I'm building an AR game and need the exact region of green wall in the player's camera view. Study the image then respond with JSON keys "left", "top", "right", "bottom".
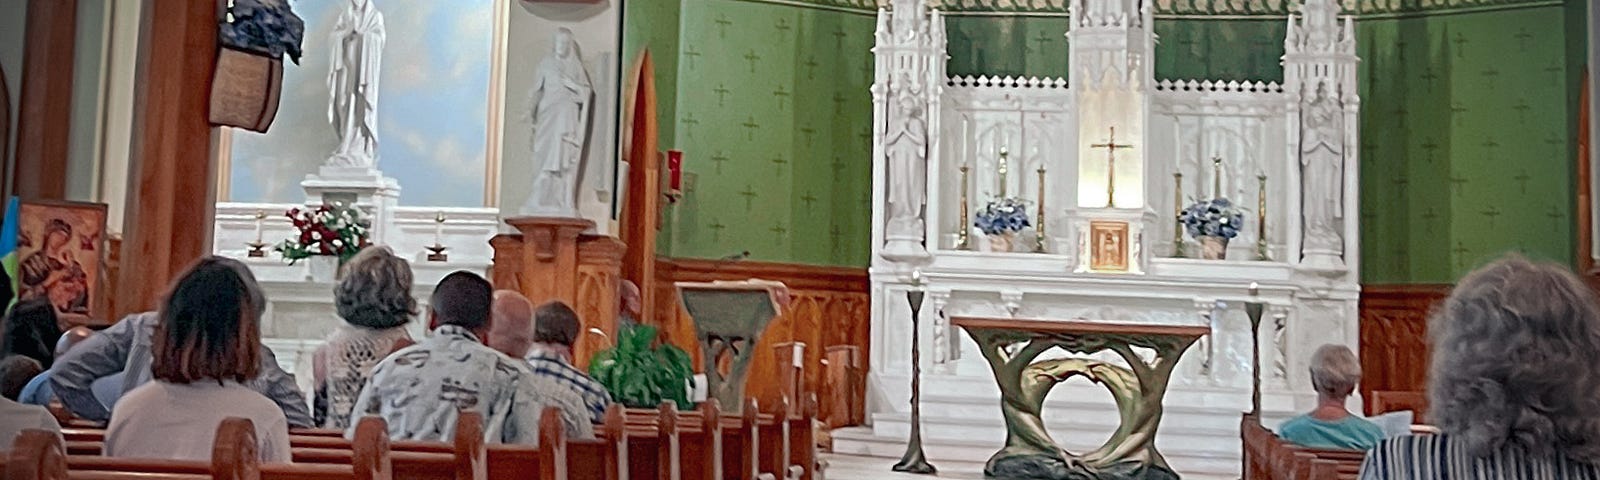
{"left": 627, "top": 0, "right": 876, "bottom": 266}
{"left": 627, "top": 0, "right": 1590, "bottom": 278}
{"left": 1357, "top": 4, "right": 1582, "bottom": 283}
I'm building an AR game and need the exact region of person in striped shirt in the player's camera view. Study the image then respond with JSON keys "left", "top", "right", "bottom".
{"left": 1360, "top": 256, "right": 1600, "bottom": 479}
{"left": 520, "top": 301, "right": 612, "bottom": 424}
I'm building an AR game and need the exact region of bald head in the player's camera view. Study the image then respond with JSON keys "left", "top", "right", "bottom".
{"left": 618, "top": 280, "right": 641, "bottom": 318}
{"left": 55, "top": 327, "right": 94, "bottom": 359}
{"left": 488, "top": 290, "right": 535, "bottom": 358}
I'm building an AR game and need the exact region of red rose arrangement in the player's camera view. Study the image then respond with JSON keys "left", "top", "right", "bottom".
{"left": 273, "top": 203, "right": 370, "bottom": 264}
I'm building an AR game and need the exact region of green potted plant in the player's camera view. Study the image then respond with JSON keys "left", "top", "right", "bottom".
{"left": 588, "top": 324, "right": 695, "bottom": 408}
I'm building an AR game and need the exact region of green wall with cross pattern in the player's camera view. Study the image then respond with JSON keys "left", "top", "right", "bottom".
{"left": 625, "top": 0, "right": 1589, "bottom": 282}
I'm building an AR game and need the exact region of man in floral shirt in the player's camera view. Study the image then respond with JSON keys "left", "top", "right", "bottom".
{"left": 347, "top": 271, "right": 592, "bottom": 445}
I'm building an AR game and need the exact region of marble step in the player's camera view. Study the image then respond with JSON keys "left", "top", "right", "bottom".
{"left": 831, "top": 426, "right": 1243, "bottom": 479}
{"left": 867, "top": 411, "right": 1245, "bottom": 456}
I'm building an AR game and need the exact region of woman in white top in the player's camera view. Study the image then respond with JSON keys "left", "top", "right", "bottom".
{"left": 104, "top": 256, "right": 291, "bottom": 462}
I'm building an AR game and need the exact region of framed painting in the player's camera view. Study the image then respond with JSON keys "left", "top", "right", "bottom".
{"left": 14, "top": 200, "right": 108, "bottom": 325}
{"left": 1089, "top": 220, "right": 1130, "bottom": 272}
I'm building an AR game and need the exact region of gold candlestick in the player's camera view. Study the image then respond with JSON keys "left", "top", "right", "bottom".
{"left": 247, "top": 209, "right": 269, "bottom": 258}
{"left": 1211, "top": 156, "right": 1223, "bottom": 199}
{"left": 1172, "top": 173, "right": 1186, "bottom": 258}
{"left": 997, "top": 147, "right": 1010, "bottom": 198}
{"left": 1034, "top": 165, "right": 1047, "bottom": 253}
{"left": 957, "top": 164, "right": 972, "bottom": 250}
{"left": 1256, "top": 174, "right": 1270, "bottom": 261}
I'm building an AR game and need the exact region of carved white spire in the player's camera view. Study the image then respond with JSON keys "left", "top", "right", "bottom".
{"left": 873, "top": 0, "right": 942, "bottom": 267}
{"left": 1284, "top": 0, "right": 1359, "bottom": 274}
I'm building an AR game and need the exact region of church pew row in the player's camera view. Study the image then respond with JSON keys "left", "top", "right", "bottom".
{"left": 32, "top": 394, "right": 820, "bottom": 480}
{"left": 1240, "top": 414, "right": 1362, "bottom": 480}
{"left": 4, "top": 417, "right": 391, "bottom": 480}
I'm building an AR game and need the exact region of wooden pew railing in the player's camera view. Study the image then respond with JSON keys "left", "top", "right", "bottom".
{"left": 22, "top": 394, "right": 822, "bottom": 480}
{"left": 1240, "top": 414, "right": 1363, "bottom": 480}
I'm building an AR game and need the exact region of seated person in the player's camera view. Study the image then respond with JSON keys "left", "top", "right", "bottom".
{"left": 617, "top": 280, "right": 642, "bottom": 329}
{"left": 50, "top": 262, "right": 312, "bottom": 427}
{"left": 1362, "top": 257, "right": 1600, "bottom": 478}
{"left": 18, "top": 326, "right": 93, "bottom": 406}
{"left": 520, "top": 300, "right": 612, "bottom": 424}
{"left": 1278, "top": 344, "right": 1383, "bottom": 450}
{"left": 348, "top": 272, "right": 593, "bottom": 444}
{"left": 0, "top": 355, "right": 61, "bottom": 450}
{"left": 0, "top": 299, "right": 63, "bottom": 369}
{"left": 103, "top": 257, "right": 290, "bottom": 462}
{"left": 312, "top": 246, "right": 416, "bottom": 429}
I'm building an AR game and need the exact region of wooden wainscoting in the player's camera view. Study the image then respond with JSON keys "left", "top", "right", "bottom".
{"left": 653, "top": 258, "right": 870, "bottom": 427}
{"left": 1357, "top": 284, "right": 1450, "bottom": 415}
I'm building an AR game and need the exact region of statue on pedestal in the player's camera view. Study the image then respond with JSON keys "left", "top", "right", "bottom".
{"left": 326, "top": 0, "right": 385, "bottom": 169}
{"left": 885, "top": 82, "right": 928, "bottom": 240}
{"left": 1300, "top": 83, "right": 1344, "bottom": 257}
{"left": 520, "top": 28, "right": 594, "bottom": 218}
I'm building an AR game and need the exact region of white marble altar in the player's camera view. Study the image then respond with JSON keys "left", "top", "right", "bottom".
{"left": 848, "top": 0, "right": 1362, "bottom": 477}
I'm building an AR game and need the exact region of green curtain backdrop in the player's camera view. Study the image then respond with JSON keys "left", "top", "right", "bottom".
{"left": 623, "top": 0, "right": 1587, "bottom": 282}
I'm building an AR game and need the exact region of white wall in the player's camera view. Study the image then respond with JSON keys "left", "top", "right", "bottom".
{"left": 498, "top": 1, "right": 623, "bottom": 234}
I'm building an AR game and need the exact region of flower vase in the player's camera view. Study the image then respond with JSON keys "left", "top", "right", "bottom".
{"left": 306, "top": 255, "right": 339, "bottom": 283}
{"left": 1200, "top": 236, "right": 1229, "bottom": 260}
{"left": 988, "top": 233, "right": 1015, "bottom": 253}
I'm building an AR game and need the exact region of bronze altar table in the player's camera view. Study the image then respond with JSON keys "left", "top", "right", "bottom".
{"left": 952, "top": 317, "right": 1210, "bottom": 480}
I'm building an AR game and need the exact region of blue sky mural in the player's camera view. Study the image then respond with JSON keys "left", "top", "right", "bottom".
{"left": 229, "top": 0, "right": 495, "bottom": 207}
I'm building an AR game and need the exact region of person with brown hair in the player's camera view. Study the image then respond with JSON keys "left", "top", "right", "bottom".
{"left": 101, "top": 257, "right": 291, "bottom": 462}
{"left": 521, "top": 301, "right": 610, "bottom": 423}
{"left": 50, "top": 261, "right": 310, "bottom": 427}
{"left": 0, "top": 355, "right": 60, "bottom": 450}
{"left": 348, "top": 271, "right": 592, "bottom": 444}
{"left": 311, "top": 246, "right": 417, "bottom": 429}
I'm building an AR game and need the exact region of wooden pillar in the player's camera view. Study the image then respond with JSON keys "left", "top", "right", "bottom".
{"left": 620, "top": 51, "right": 663, "bottom": 323}
{"left": 10, "top": 0, "right": 79, "bottom": 200}
{"left": 115, "top": 0, "right": 220, "bottom": 317}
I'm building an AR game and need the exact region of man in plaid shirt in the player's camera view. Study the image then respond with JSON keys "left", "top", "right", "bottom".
{"left": 516, "top": 300, "right": 612, "bottom": 423}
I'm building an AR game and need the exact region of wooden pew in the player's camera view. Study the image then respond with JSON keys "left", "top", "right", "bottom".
{"left": 57, "top": 416, "right": 391, "bottom": 480}
{"left": 291, "top": 412, "right": 484, "bottom": 480}
{"left": 5, "top": 430, "right": 69, "bottom": 480}
{"left": 1240, "top": 414, "right": 1363, "bottom": 480}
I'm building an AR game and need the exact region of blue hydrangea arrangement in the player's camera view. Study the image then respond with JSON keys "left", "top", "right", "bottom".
{"left": 975, "top": 198, "right": 1031, "bottom": 236}
{"left": 220, "top": 0, "right": 306, "bottom": 64}
{"left": 1180, "top": 198, "right": 1246, "bottom": 239}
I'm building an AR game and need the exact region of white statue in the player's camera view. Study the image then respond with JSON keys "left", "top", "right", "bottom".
{"left": 521, "top": 28, "right": 593, "bottom": 217}
{"left": 884, "top": 83, "right": 928, "bottom": 238}
{"left": 326, "top": 0, "right": 385, "bottom": 168}
{"left": 1301, "top": 82, "right": 1344, "bottom": 253}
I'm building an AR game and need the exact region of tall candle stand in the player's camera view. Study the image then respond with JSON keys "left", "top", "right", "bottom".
{"left": 1255, "top": 174, "right": 1270, "bottom": 261}
{"left": 956, "top": 164, "right": 972, "bottom": 250}
{"left": 1246, "top": 282, "right": 1265, "bottom": 416}
{"left": 426, "top": 212, "right": 449, "bottom": 262}
{"left": 1034, "top": 165, "right": 1047, "bottom": 253}
{"left": 1171, "top": 173, "right": 1186, "bottom": 258}
{"left": 892, "top": 272, "right": 936, "bottom": 474}
{"left": 246, "top": 209, "right": 269, "bottom": 258}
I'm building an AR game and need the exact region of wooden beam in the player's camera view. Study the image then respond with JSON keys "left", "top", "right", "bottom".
{"left": 11, "top": 0, "right": 79, "bottom": 200}
{"left": 620, "top": 51, "right": 662, "bottom": 323}
{"left": 116, "top": 0, "right": 219, "bottom": 317}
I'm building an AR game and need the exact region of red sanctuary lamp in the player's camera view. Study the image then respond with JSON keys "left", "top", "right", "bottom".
{"left": 665, "top": 150, "right": 684, "bottom": 203}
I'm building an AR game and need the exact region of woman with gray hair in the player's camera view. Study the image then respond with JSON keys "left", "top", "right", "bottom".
{"left": 1278, "top": 344, "right": 1384, "bottom": 450}
{"left": 1360, "top": 256, "right": 1600, "bottom": 479}
{"left": 310, "top": 246, "right": 417, "bottom": 429}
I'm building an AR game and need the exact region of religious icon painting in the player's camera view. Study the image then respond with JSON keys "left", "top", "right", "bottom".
{"left": 13, "top": 200, "right": 108, "bottom": 326}
{"left": 1089, "top": 220, "right": 1130, "bottom": 272}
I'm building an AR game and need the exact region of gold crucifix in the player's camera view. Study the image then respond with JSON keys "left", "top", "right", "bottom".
{"left": 1091, "top": 127, "right": 1135, "bottom": 208}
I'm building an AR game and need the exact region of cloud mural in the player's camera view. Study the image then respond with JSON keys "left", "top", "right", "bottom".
{"left": 229, "top": 0, "right": 495, "bottom": 207}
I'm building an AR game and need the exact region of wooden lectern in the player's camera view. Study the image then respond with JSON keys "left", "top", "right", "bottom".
{"left": 490, "top": 216, "right": 623, "bottom": 369}
{"left": 676, "top": 280, "right": 789, "bottom": 412}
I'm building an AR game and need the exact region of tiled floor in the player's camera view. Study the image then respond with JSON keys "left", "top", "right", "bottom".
{"left": 821, "top": 453, "right": 989, "bottom": 479}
